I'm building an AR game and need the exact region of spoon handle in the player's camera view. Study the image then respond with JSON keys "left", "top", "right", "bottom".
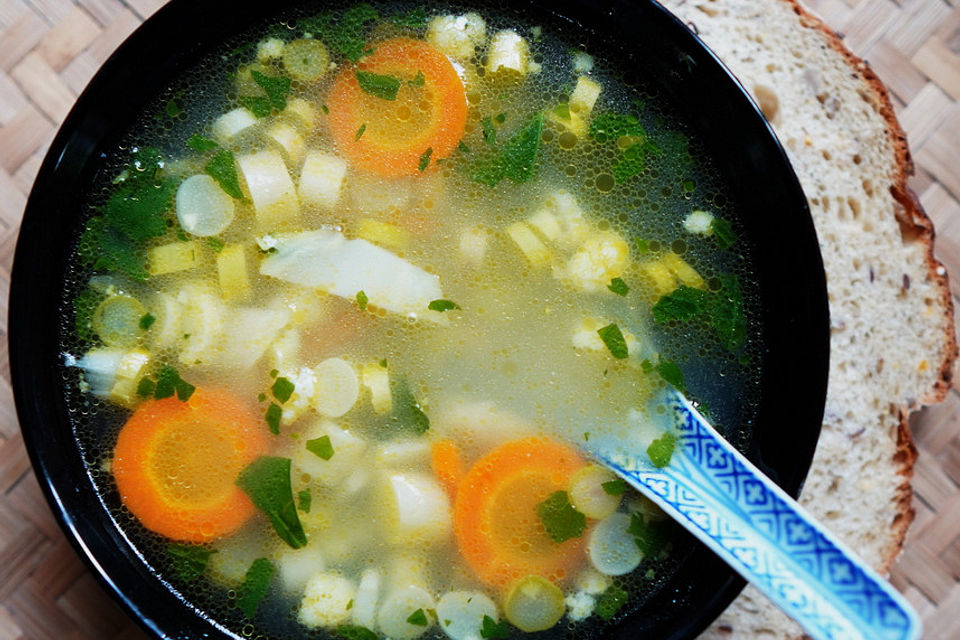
{"left": 596, "top": 390, "right": 921, "bottom": 640}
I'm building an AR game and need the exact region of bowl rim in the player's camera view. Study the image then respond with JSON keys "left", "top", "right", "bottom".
{"left": 8, "top": 1, "right": 829, "bottom": 638}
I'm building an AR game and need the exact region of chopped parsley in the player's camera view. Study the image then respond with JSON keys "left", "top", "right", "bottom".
{"left": 251, "top": 70, "right": 291, "bottom": 111}
{"left": 647, "top": 432, "right": 677, "bottom": 468}
{"left": 409, "top": 69, "right": 426, "bottom": 86}
{"left": 167, "top": 543, "right": 216, "bottom": 582}
{"left": 355, "top": 123, "right": 367, "bottom": 140}
{"left": 406, "top": 609, "right": 429, "bottom": 626}
{"left": 595, "top": 584, "right": 629, "bottom": 620}
{"left": 236, "top": 557, "right": 275, "bottom": 618}
{"left": 207, "top": 237, "right": 225, "bottom": 252}
{"left": 297, "top": 489, "right": 312, "bottom": 513}
{"left": 139, "top": 312, "right": 156, "bottom": 330}
{"left": 655, "top": 358, "right": 685, "bottom": 392}
{"left": 652, "top": 286, "right": 708, "bottom": 323}
{"left": 306, "top": 435, "right": 335, "bottom": 460}
{"left": 628, "top": 511, "right": 671, "bottom": 556}
{"left": 136, "top": 377, "right": 156, "bottom": 397}
{"left": 205, "top": 149, "right": 243, "bottom": 199}
{"left": 652, "top": 275, "right": 745, "bottom": 352}
{"left": 186, "top": 133, "right": 218, "bottom": 152}
{"left": 391, "top": 6, "right": 428, "bottom": 29}
{"left": 356, "top": 70, "right": 402, "bottom": 100}
{"left": 78, "top": 147, "right": 176, "bottom": 281}
{"left": 391, "top": 377, "right": 430, "bottom": 435}
{"left": 271, "top": 376, "right": 295, "bottom": 403}
{"left": 265, "top": 402, "right": 282, "bottom": 434}
{"left": 241, "top": 96, "right": 272, "bottom": 118}
{"left": 589, "top": 111, "right": 660, "bottom": 184}
{"left": 494, "top": 112, "right": 507, "bottom": 124}
{"left": 336, "top": 625, "right": 379, "bottom": 640}
{"left": 711, "top": 217, "right": 736, "bottom": 249}
{"left": 418, "top": 147, "right": 433, "bottom": 171}
{"left": 153, "top": 365, "right": 195, "bottom": 401}
{"left": 552, "top": 102, "right": 571, "bottom": 120}
{"left": 480, "top": 615, "right": 510, "bottom": 639}
{"left": 356, "top": 290, "right": 369, "bottom": 310}
{"left": 607, "top": 277, "right": 629, "bottom": 296}
{"left": 536, "top": 490, "right": 586, "bottom": 542}
{"left": 428, "top": 299, "right": 460, "bottom": 312}
{"left": 481, "top": 115, "right": 496, "bottom": 145}
{"left": 597, "top": 323, "right": 629, "bottom": 359}
{"left": 602, "top": 478, "right": 628, "bottom": 496}
{"left": 472, "top": 112, "right": 544, "bottom": 187}
{"left": 236, "top": 456, "right": 307, "bottom": 549}
{"left": 299, "top": 4, "right": 379, "bottom": 62}
{"left": 164, "top": 98, "right": 181, "bottom": 118}
{"left": 458, "top": 140, "right": 471, "bottom": 153}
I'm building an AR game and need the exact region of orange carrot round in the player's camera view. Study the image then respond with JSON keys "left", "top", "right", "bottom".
{"left": 327, "top": 38, "right": 468, "bottom": 176}
{"left": 431, "top": 438, "right": 465, "bottom": 499}
{"left": 453, "top": 437, "right": 587, "bottom": 588}
{"left": 112, "top": 388, "right": 269, "bottom": 543}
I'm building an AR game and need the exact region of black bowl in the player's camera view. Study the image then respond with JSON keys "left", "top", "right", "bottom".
{"left": 9, "top": 1, "right": 829, "bottom": 638}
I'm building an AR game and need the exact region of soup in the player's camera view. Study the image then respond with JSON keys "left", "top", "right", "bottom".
{"left": 62, "top": 3, "right": 760, "bottom": 638}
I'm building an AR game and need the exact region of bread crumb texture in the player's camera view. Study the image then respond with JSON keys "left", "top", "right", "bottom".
{"left": 659, "top": 0, "right": 957, "bottom": 638}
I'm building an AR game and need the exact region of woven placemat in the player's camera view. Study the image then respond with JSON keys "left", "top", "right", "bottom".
{"left": 1, "top": 0, "right": 958, "bottom": 638}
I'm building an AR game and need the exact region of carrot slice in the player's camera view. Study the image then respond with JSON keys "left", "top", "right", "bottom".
{"left": 431, "top": 438, "right": 465, "bottom": 499}
{"left": 112, "top": 388, "right": 269, "bottom": 543}
{"left": 453, "top": 437, "right": 587, "bottom": 588}
{"left": 327, "top": 38, "right": 468, "bottom": 176}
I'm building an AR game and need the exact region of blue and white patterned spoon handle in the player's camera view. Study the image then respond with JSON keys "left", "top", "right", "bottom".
{"left": 589, "top": 389, "right": 921, "bottom": 640}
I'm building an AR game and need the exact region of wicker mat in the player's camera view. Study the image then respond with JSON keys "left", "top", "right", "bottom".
{"left": 1, "top": 0, "right": 959, "bottom": 638}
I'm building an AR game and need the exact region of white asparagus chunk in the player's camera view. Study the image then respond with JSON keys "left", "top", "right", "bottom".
{"left": 148, "top": 241, "right": 199, "bottom": 275}
{"left": 486, "top": 30, "right": 530, "bottom": 75}
{"left": 216, "top": 243, "right": 250, "bottom": 302}
{"left": 312, "top": 357, "right": 359, "bottom": 417}
{"left": 211, "top": 107, "right": 257, "bottom": 144}
{"left": 267, "top": 121, "right": 306, "bottom": 167}
{"left": 362, "top": 363, "right": 393, "bottom": 414}
{"left": 176, "top": 174, "right": 236, "bottom": 237}
{"left": 299, "top": 151, "right": 347, "bottom": 209}
{"left": 284, "top": 97, "right": 318, "bottom": 132}
{"left": 70, "top": 348, "right": 125, "bottom": 397}
{"left": 260, "top": 229, "right": 446, "bottom": 321}
{"left": 149, "top": 292, "right": 182, "bottom": 350}
{"left": 214, "top": 306, "right": 291, "bottom": 371}
{"left": 458, "top": 226, "right": 489, "bottom": 266}
{"left": 569, "top": 75, "right": 602, "bottom": 117}
{"left": 277, "top": 546, "right": 325, "bottom": 593}
{"left": 108, "top": 349, "right": 151, "bottom": 405}
{"left": 237, "top": 149, "right": 299, "bottom": 229}
{"left": 378, "top": 585, "right": 435, "bottom": 639}
{"left": 176, "top": 281, "right": 223, "bottom": 365}
{"left": 381, "top": 472, "right": 453, "bottom": 544}
{"left": 587, "top": 511, "right": 644, "bottom": 576}
{"left": 299, "top": 572, "right": 356, "bottom": 628}
{"left": 436, "top": 591, "right": 498, "bottom": 640}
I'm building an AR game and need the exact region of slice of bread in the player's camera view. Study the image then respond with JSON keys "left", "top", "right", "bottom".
{"left": 656, "top": 0, "right": 958, "bottom": 637}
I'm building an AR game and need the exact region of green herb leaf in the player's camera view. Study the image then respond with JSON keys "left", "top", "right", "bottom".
{"left": 154, "top": 365, "right": 195, "bottom": 401}
{"left": 655, "top": 359, "right": 684, "bottom": 392}
{"left": 407, "top": 608, "right": 429, "bottom": 626}
{"left": 595, "top": 584, "right": 628, "bottom": 620}
{"left": 207, "top": 237, "right": 225, "bottom": 252}
{"left": 300, "top": 5, "right": 379, "bottom": 62}
{"left": 647, "top": 432, "right": 677, "bottom": 468}
{"left": 306, "top": 435, "right": 335, "bottom": 460}
{"left": 265, "top": 402, "right": 282, "bottom": 434}
{"left": 356, "top": 290, "right": 368, "bottom": 310}
{"left": 136, "top": 377, "right": 156, "bottom": 397}
{"left": 355, "top": 123, "right": 367, "bottom": 140}
{"left": 251, "top": 70, "right": 291, "bottom": 111}
{"left": 710, "top": 274, "right": 746, "bottom": 352}
{"left": 458, "top": 140, "right": 471, "bottom": 153}
{"left": 597, "top": 323, "right": 629, "bottom": 359}
{"left": 652, "top": 286, "right": 709, "bottom": 324}
{"left": 241, "top": 96, "right": 272, "bottom": 118}
{"left": 165, "top": 99, "right": 181, "bottom": 118}
{"left": 613, "top": 140, "right": 658, "bottom": 184}
{"left": 589, "top": 112, "right": 646, "bottom": 143}
{"left": 711, "top": 217, "right": 736, "bottom": 249}
{"left": 409, "top": 70, "right": 426, "bottom": 86}
{"left": 552, "top": 102, "right": 571, "bottom": 120}
{"left": 187, "top": 133, "right": 218, "bottom": 152}
{"left": 635, "top": 237, "right": 650, "bottom": 254}
{"left": 391, "top": 377, "right": 430, "bottom": 435}
{"left": 337, "top": 624, "right": 379, "bottom": 640}
{"left": 205, "top": 149, "right": 243, "bottom": 199}
{"left": 481, "top": 115, "right": 496, "bottom": 145}
{"left": 640, "top": 359, "right": 654, "bottom": 373}
{"left": 628, "top": 511, "right": 671, "bottom": 556}
{"left": 168, "top": 543, "right": 216, "bottom": 582}
{"left": 236, "top": 456, "right": 307, "bottom": 548}
{"left": 480, "top": 615, "right": 510, "bottom": 639}
{"left": 357, "top": 70, "right": 402, "bottom": 100}
{"left": 607, "top": 277, "right": 629, "bottom": 296}
{"left": 418, "top": 147, "right": 433, "bottom": 171}
{"left": 391, "top": 6, "right": 428, "bottom": 29}
{"left": 236, "top": 557, "right": 275, "bottom": 618}
{"left": 272, "top": 376, "right": 295, "bottom": 404}
{"left": 297, "top": 488, "right": 312, "bottom": 513}
{"left": 428, "top": 299, "right": 460, "bottom": 312}
{"left": 602, "top": 478, "right": 628, "bottom": 496}
{"left": 472, "top": 113, "right": 544, "bottom": 187}
{"left": 536, "top": 490, "right": 586, "bottom": 542}
{"left": 139, "top": 312, "right": 156, "bottom": 330}
{"left": 73, "top": 287, "right": 103, "bottom": 343}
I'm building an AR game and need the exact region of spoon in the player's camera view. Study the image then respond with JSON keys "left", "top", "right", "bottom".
{"left": 584, "top": 388, "right": 921, "bottom": 640}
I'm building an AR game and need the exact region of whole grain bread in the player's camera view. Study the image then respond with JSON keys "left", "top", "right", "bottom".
{"left": 655, "top": 0, "right": 958, "bottom": 637}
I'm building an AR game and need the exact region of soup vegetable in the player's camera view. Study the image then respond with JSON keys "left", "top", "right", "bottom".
{"left": 63, "top": 3, "right": 757, "bottom": 639}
